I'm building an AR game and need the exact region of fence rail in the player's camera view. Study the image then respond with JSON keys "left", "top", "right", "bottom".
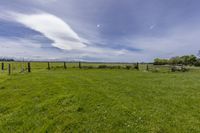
{"left": 0, "top": 61, "right": 192, "bottom": 75}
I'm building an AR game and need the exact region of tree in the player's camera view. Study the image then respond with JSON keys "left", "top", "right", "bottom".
{"left": 154, "top": 55, "right": 198, "bottom": 66}
{"left": 154, "top": 58, "right": 169, "bottom": 65}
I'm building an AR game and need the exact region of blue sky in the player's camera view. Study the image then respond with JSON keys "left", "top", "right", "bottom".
{"left": 0, "top": 0, "right": 200, "bottom": 62}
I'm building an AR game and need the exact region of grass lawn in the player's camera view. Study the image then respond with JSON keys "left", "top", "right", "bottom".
{"left": 0, "top": 68, "right": 200, "bottom": 132}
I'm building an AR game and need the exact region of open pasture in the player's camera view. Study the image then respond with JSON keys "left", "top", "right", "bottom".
{"left": 0, "top": 62, "right": 200, "bottom": 132}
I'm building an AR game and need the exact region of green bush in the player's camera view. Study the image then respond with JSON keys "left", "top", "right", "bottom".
{"left": 81, "top": 66, "right": 95, "bottom": 69}
{"left": 98, "top": 65, "right": 121, "bottom": 69}
{"left": 126, "top": 65, "right": 132, "bottom": 70}
{"left": 98, "top": 65, "right": 109, "bottom": 69}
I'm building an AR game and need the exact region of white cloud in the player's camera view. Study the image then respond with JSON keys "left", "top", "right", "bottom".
{"left": 0, "top": 37, "right": 47, "bottom": 59}
{"left": 9, "top": 12, "right": 86, "bottom": 50}
{"left": 124, "top": 23, "right": 200, "bottom": 60}
{"left": 0, "top": 10, "right": 142, "bottom": 62}
{"left": 0, "top": 37, "right": 141, "bottom": 62}
{"left": 2, "top": 9, "right": 199, "bottom": 62}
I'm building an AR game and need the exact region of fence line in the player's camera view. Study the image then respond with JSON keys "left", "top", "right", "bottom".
{"left": 0, "top": 61, "right": 182, "bottom": 75}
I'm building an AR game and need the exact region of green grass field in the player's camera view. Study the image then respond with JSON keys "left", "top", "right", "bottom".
{"left": 0, "top": 62, "right": 200, "bottom": 132}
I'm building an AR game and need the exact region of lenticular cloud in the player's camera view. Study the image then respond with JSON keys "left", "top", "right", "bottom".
{"left": 11, "top": 12, "right": 86, "bottom": 50}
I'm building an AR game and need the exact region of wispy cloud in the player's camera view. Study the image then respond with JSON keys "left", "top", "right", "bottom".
{"left": 8, "top": 12, "right": 86, "bottom": 50}
{"left": 0, "top": 36, "right": 141, "bottom": 62}
{"left": 1, "top": 0, "right": 200, "bottom": 62}
{"left": 123, "top": 23, "right": 200, "bottom": 60}
{"left": 0, "top": 11, "right": 140, "bottom": 62}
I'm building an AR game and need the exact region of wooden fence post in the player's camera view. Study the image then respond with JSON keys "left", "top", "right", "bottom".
{"left": 135, "top": 62, "right": 139, "bottom": 70}
{"left": 64, "top": 62, "right": 67, "bottom": 69}
{"left": 1, "top": 63, "right": 4, "bottom": 71}
{"left": 138, "top": 63, "right": 140, "bottom": 70}
{"left": 48, "top": 62, "right": 50, "bottom": 70}
{"left": 28, "top": 62, "right": 31, "bottom": 73}
{"left": 79, "top": 62, "right": 82, "bottom": 69}
{"left": 146, "top": 64, "right": 149, "bottom": 71}
{"left": 8, "top": 64, "right": 11, "bottom": 75}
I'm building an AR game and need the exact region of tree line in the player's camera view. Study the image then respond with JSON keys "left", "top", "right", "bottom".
{"left": 154, "top": 55, "right": 200, "bottom": 66}
{"left": 0, "top": 57, "right": 15, "bottom": 61}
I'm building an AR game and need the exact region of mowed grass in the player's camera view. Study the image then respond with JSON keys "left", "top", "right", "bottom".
{"left": 0, "top": 68, "right": 200, "bottom": 132}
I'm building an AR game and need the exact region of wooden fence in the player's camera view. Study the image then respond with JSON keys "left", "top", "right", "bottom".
{"left": 0, "top": 61, "right": 176, "bottom": 75}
